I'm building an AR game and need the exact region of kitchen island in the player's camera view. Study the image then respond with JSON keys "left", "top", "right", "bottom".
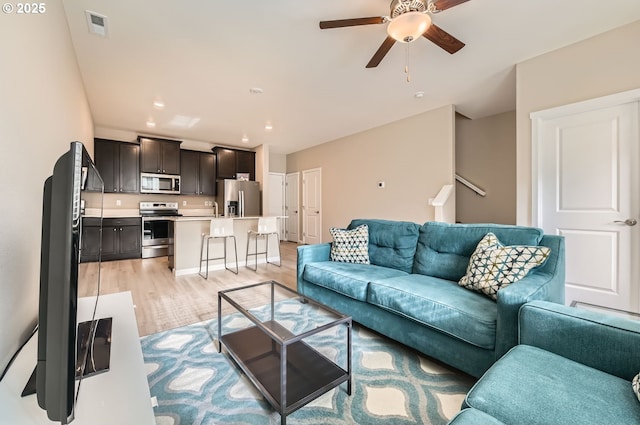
{"left": 172, "top": 216, "right": 284, "bottom": 276}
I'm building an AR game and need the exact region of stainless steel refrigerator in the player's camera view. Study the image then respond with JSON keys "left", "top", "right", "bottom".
{"left": 216, "top": 179, "right": 261, "bottom": 217}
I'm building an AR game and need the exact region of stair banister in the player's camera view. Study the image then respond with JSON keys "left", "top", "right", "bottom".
{"left": 455, "top": 174, "right": 486, "bottom": 197}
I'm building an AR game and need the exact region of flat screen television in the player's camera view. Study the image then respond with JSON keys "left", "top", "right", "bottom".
{"left": 22, "top": 141, "right": 110, "bottom": 424}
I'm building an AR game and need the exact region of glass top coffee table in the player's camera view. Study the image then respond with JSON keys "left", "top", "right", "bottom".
{"left": 217, "top": 280, "right": 352, "bottom": 425}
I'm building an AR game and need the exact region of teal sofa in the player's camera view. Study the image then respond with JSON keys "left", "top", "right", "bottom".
{"left": 296, "top": 219, "right": 565, "bottom": 378}
{"left": 448, "top": 301, "right": 640, "bottom": 425}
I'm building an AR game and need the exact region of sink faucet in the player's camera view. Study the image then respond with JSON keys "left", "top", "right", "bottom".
{"left": 213, "top": 201, "right": 218, "bottom": 218}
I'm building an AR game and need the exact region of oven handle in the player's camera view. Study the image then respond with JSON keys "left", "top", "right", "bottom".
{"left": 142, "top": 216, "right": 177, "bottom": 221}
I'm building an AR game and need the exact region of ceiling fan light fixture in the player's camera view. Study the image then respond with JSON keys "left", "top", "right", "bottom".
{"left": 387, "top": 11, "right": 431, "bottom": 43}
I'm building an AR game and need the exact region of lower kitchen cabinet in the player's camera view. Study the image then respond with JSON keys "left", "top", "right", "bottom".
{"left": 81, "top": 217, "right": 142, "bottom": 262}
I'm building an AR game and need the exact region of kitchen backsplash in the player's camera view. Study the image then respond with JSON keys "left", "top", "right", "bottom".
{"left": 82, "top": 192, "right": 216, "bottom": 210}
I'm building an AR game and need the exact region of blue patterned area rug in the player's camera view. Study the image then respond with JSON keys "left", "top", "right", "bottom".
{"left": 141, "top": 300, "right": 475, "bottom": 425}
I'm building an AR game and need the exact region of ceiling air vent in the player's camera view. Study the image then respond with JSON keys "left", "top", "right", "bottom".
{"left": 85, "top": 10, "right": 108, "bottom": 37}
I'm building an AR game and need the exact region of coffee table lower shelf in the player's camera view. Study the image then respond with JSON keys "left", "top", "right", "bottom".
{"left": 220, "top": 324, "right": 349, "bottom": 419}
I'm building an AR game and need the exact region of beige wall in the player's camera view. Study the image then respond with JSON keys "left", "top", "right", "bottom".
{"left": 287, "top": 105, "right": 455, "bottom": 242}
{"left": 270, "top": 152, "right": 287, "bottom": 173}
{"left": 0, "top": 0, "right": 94, "bottom": 370}
{"left": 456, "top": 111, "right": 516, "bottom": 224}
{"left": 516, "top": 20, "right": 640, "bottom": 225}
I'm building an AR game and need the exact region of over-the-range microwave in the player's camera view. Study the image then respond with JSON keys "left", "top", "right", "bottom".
{"left": 140, "top": 173, "right": 180, "bottom": 194}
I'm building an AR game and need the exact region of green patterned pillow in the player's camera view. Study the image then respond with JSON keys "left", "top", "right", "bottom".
{"left": 458, "top": 232, "right": 550, "bottom": 300}
{"left": 329, "top": 224, "right": 370, "bottom": 264}
{"left": 633, "top": 373, "right": 640, "bottom": 403}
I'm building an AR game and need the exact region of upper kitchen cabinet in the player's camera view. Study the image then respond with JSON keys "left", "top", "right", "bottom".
{"left": 94, "top": 139, "right": 140, "bottom": 193}
{"left": 180, "top": 150, "right": 216, "bottom": 196}
{"left": 139, "top": 136, "right": 182, "bottom": 175}
{"left": 212, "top": 147, "right": 256, "bottom": 180}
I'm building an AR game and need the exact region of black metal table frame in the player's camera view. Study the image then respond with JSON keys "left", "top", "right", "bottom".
{"left": 217, "top": 280, "right": 352, "bottom": 425}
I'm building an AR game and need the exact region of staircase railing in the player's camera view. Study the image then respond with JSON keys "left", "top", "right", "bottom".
{"left": 455, "top": 174, "right": 486, "bottom": 197}
{"left": 432, "top": 184, "right": 455, "bottom": 223}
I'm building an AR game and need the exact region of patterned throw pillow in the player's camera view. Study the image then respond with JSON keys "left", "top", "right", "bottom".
{"left": 633, "top": 373, "right": 640, "bottom": 403}
{"left": 329, "top": 224, "right": 370, "bottom": 264}
{"left": 458, "top": 232, "right": 551, "bottom": 300}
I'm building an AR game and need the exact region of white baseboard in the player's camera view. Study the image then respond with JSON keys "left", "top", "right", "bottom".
{"left": 175, "top": 255, "right": 280, "bottom": 276}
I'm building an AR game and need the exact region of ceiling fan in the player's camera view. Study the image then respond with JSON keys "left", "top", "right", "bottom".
{"left": 319, "top": 0, "right": 469, "bottom": 68}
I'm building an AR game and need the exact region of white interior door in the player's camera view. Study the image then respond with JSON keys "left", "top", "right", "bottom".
{"left": 266, "top": 173, "right": 285, "bottom": 239}
{"left": 534, "top": 101, "right": 639, "bottom": 312}
{"left": 302, "top": 168, "right": 322, "bottom": 244}
{"left": 285, "top": 172, "right": 300, "bottom": 242}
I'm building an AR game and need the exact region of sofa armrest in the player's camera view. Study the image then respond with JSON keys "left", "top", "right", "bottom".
{"left": 296, "top": 243, "right": 331, "bottom": 292}
{"left": 519, "top": 300, "right": 640, "bottom": 380}
{"left": 494, "top": 234, "right": 565, "bottom": 359}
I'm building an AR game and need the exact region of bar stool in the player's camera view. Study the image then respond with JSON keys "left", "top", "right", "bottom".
{"left": 199, "top": 218, "right": 238, "bottom": 278}
{"left": 246, "top": 217, "right": 281, "bottom": 271}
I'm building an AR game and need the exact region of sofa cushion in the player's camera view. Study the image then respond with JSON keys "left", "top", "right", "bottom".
{"left": 367, "top": 274, "right": 497, "bottom": 349}
{"left": 413, "top": 222, "right": 545, "bottom": 281}
{"left": 349, "top": 219, "right": 420, "bottom": 273}
{"left": 458, "top": 232, "right": 551, "bottom": 300}
{"left": 465, "top": 345, "right": 640, "bottom": 425}
{"left": 329, "top": 224, "right": 370, "bottom": 264}
{"left": 447, "top": 408, "right": 507, "bottom": 425}
{"left": 302, "top": 261, "right": 408, "bottom": 301}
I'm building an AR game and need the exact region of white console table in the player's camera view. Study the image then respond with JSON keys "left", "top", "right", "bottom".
{"left": 0, "top": 292, "right": 155, "bottom": 424}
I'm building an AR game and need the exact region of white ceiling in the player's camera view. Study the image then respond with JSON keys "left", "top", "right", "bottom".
{"left": 61, "top": 0, "right": 640, "bottom": 154}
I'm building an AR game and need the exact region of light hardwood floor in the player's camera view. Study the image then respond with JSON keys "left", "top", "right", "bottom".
{"left": 78, "top": 242, "right": 299, "bottom": 336}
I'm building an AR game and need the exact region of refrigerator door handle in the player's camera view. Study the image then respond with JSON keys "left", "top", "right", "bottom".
{"left": 239, "top": 190, "right": 244, "bottom": 217}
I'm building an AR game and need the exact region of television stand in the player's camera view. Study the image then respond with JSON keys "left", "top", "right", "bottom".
{"left": 21, "top": 317, "right": 113, "bottom": 397}
{"left": 1, "top": 292, "right": 155, "bottom": 424}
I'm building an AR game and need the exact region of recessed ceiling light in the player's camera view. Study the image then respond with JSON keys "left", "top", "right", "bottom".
{"left": 414, "top": 91, "right": 425, "bottom": 99}
{"left": 264, "top": 122, "right": 273, "bottom": 131}
{"left": 146, "top": 119, "right": 156, "bottom": 128}
{"left": 241, "top": 135, "right": 249, "bottom": 143}
{"left": 153, "top": 100, "right": 165, "bottom": 109}
{"left": 249, "top": 87, "right": 264, "bottom": 95}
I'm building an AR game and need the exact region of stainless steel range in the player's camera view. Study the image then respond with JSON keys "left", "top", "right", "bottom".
{"left": 139, "top": 202, "right": 181, "bottom": 259}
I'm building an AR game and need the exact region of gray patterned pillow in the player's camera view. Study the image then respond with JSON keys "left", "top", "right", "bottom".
{"left": 633, "top": 373, "right": 640, "bottom": 402}
{"left": 329, "top": 224, "right": 370, "bottom": 264}
{"left": 458, "top": 232, "right": 550, "bottom": 300}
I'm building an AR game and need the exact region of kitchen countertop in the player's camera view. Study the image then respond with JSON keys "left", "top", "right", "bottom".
{"left": 82, "top": 207, "right": 285, "bottom": 221}
{"left": 175, "top": 215, "right": 287, "bottom": 221}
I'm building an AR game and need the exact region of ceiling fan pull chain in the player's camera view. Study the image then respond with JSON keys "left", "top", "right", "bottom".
{"left": 405, "top": 43, "right": 411, "bottom": 82}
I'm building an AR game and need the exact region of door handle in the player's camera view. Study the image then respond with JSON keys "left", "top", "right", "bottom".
{"left": 614, "top": 218, "right": 638, "bottom": 226}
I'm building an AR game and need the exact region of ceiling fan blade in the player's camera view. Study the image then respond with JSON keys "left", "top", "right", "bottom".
{"left": 319, "top": 17, "right": 385, "bottom": 29}
{"left": 432, "top": 0, "right": 471, "bottom": 12}
{"left": 422, "top": 24, "right": 465, "bottom": 54}
{"left": 366, "top": 36, "right": 396, "bottom": 68}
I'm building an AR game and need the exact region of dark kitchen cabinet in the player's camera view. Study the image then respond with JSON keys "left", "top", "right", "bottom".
{"left": 236, "top": 150, "right": 255, "bottom": 178}
{"left": 80, "top": 221, "right": 102, "bottom": 262}
{"left": 212, "top": 147, "right": 256, "bottom": 180}
{"left": 139, "top": 136, "right": 182, "bottom": 175}
{"left": 180, "top": 150, "right": 216, "bottom": 195}
{"left": 94, "top": 139, "right": 140, "bottom": 193}
{"left": 81, "top": 217, "right": 142, "bottom": 262}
